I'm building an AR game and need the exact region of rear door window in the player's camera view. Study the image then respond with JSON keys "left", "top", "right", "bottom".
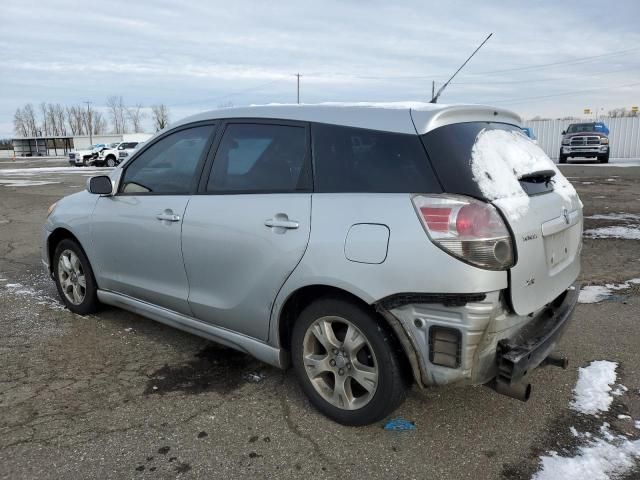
{"left": 206, "top": 123, "right": 310, "bottom": 193}
{"left": 311, "top": 123, "right": 440, "bottom": 193}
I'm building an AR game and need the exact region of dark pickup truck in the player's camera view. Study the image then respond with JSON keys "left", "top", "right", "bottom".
{"left": 559, "top": 122, "right": 610, "bottom": 164}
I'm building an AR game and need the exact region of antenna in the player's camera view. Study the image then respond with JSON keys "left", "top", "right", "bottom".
{"left": 430, "top": 33, "right": 493, "bottom": 103}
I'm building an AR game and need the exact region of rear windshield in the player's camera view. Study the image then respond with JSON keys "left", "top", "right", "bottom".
{"left": 421, "top": 121, "right": 557, "bottom": 200}
{"left": 312, "top": 123, "right": 441, "bottom": 193}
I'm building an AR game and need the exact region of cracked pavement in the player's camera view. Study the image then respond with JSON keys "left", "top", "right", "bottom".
{"left": 1, "top": 159, "right": 640, "bottom": 479}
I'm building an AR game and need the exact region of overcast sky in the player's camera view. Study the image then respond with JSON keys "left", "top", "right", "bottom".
{"left": 2, "top": 0, "right": 639, "bottom": 137}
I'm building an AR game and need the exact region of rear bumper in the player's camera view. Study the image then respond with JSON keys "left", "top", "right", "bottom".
{"left": 383, "top": 284, "right": 580, "bottom": 388}
{"left": 495, "top": 282, "right": 579, "bottom": 385}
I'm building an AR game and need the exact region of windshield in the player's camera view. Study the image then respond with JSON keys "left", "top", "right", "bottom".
{"left": 567, "top": 123, "right": 595, "bottom": 133}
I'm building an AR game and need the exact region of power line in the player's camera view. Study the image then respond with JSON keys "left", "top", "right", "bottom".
{"left": 306, "top": 46, "right": 640, "bottom": 82}
{"left": 487, "top": 81, "right": 640, "bottom": 106}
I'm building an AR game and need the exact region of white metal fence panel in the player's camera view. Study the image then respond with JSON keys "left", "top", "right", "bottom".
{"left": 523, "top": 117, "right": 640, "bottom": 160}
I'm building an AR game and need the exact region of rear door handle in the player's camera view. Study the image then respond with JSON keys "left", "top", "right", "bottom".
{"left": 265, "top": 218, "right": 299, "bottom": 229}
{"left": 156, "top": 212, "right": 181, "bottom": 222}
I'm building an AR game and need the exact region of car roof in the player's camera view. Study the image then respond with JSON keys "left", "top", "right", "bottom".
{"left": 172, "top": 102, "right": 522, "bottom": 135}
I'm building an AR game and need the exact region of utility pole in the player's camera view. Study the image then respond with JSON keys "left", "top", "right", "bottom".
{"left": 432, "top": 81, "right": 435, "bottom": 100}
{"left": 84, "top": 101, "right": 93, "bottom": 145}
{"left": 296, "top": 73, "right": 301, "bottom": 104}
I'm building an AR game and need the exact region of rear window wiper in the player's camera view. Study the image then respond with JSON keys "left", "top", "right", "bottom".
{"left": 518, "top": 169, "right": 556, "bottom": 184}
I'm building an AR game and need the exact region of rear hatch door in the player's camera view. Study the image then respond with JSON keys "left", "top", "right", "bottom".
{"left": 419, "top": 120, "right": 582, "bottom": 315}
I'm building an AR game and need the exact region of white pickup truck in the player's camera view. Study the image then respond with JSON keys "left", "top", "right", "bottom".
{"left": 93, "top": 142, "right": 141, "bottom": 167}
{"left": 68, "top": 144, "right": 109, "bottom": 166}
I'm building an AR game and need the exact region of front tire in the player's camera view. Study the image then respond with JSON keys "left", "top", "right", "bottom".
{"left": 106, "top": 156, "right": 116, "bottom": 167}
{"left": 598, "top": 153, "right": 609, "bottom": 164}
{"left": 291, "top": 297, "right": 408, "bottom": 426}
{"left": 53, "top": 238, "right": 100, "bottom": 315}
{"left": 559, "top": 153, "right": 567, "bottom": 164}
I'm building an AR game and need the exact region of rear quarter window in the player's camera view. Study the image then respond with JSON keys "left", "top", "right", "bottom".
{"left": 312, "top": 123, "right": 441, "bottom": 193}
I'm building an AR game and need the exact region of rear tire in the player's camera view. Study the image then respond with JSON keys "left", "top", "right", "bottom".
{"left": 53, "top": 238, "right": 100, "bottom": 315}
{"left": 291, "top": 296, "right": 408, "bottom": 426}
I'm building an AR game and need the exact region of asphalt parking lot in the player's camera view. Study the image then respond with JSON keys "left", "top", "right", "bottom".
{"left": 1, "top": 158, "right": 639, "bottom": 479}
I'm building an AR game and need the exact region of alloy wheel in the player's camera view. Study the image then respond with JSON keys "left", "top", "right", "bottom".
{"left": 57, "top": 249, "right": 86, "bottom": 305}
{"left": 302, "top": 316, "right": 378, "bottom": 410}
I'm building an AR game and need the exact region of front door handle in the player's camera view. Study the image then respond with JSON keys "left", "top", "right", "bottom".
{"left": 265, "top": 217, "right": 299, "bottom": 230}
{"left": 156, "top": 211, "right": 180, "bottom": 222}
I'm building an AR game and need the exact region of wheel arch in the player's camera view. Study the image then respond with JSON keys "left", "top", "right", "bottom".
{"left": 276, "top": 284, "right": 422, "bottom": 386}
{"left": 47, "top": 227, "right": 87, "bottom": 273}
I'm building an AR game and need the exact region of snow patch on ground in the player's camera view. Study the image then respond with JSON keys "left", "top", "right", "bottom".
{"left": 0, "top": 166, "right": 109, "bottom": 175}
{"left": 533, "top": 428, "right": 640, "bottom": 480}
{"left": 578, "top": 285, "right": 614, "bottom": 304}
{"left": 586, "top": 213, "right": 640, "bottom": 222}
{"left": 470, "top": 129, "right": 577, "bottom": 220}
{"left": 578, "top": 279, "right": 640, "bottom": 304}
{"left": 584, "top": 225, "right": 640, "bottom": 240}
{"left": 3, "top": 281, "right": 66, "bottom": 310}
{"left": 571, "top": 361, "right": 618, "bottom": 415}
{"left": 0, "top": 179, "right": 61, "bottom": 187}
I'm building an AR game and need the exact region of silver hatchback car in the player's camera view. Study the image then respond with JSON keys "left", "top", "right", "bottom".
{"left": 43, "top": 104, "right": 582, "bottom": 425}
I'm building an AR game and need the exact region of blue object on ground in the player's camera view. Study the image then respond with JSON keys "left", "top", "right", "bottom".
{"left": 383, "top": 418, "right": 416, "bottom": 431}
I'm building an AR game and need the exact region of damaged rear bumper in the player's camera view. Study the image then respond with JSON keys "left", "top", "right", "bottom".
{"left": 377, "top": 283, "right": 580, "bottom": 389}
{"left": 495, "top": 282, "right": 580, "bottom": 386}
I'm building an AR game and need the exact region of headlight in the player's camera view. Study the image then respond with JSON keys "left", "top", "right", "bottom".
{"left": 601, "top": 138, "right": 609, "bottom": 144}
{"left": 47, "top": 202, "right": 57, "bottom": 217}
{"left": 562, "top": 138, "right": 570, "bottom": 145}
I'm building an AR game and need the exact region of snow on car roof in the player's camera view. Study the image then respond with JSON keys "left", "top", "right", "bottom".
{"left": 173, "top": 102, "right": 522, "bottom": 135}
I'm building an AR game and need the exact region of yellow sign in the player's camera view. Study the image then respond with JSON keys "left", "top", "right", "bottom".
{"left": 632, "top": 106, "right": 639, "bottom": 112}
{"left": 583, "top": 108, "right": 591, "bottom": 114}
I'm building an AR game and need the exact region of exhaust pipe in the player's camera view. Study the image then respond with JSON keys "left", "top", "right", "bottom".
{"left": 486, "top": 380, "right": 532, "bottom": 402}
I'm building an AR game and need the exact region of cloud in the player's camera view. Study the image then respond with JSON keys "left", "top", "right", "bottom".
{"left": 1, "top": 0, "right": 639, "bottom": 137}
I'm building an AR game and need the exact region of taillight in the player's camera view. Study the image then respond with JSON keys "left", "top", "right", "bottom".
{"left": 412, "top": 194, "right": 514, "bottom": 270}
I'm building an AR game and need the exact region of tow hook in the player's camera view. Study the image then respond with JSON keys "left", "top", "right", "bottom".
{"left": 542, "top": 354, "right": 569, "bottom": 369}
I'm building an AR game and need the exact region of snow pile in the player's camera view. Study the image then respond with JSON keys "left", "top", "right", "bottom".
{"left": 584, "top": 225, "right": 640, "bottom": 240}
{"left": 470, "top": 129, "right": 577, "bottom": 220}
{"left": 570, "top": 361, "right": 618, "bottom": 415}
{"left": 533, "top": 428, "right": 640, "bottom": 480}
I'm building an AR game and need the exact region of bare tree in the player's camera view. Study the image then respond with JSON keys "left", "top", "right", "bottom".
{"left": 14, "top": 108, "right": 28, "bottom": 136}
{"left": 39, "top": 102, "right": 49, "bottom": 135}
{"left": 151, "top": 104, "right": 170, "bottom": 131}
{"left": 92, "top": 111, "right": 108, "bottom": 134}
{"left": 66, "top": 105, "right": 86, "bottom": 135}
{"left": 106, "top": 96, "right": 128, "bottom": 133}
{"left": 22, "top": 104, "right": 38, "bottom": 136}
{"left": 127, "top": 103, "right": 145, "bottom": 133}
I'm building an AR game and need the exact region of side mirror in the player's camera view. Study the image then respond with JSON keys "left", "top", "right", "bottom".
{"left": 561, "top": 130, "right": 566, "bottom": 135}
{"left": 87, "top": 175, "right": 113, "bottom": 195}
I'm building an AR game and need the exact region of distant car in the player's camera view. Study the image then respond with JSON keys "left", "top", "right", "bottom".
{"left": 521, "top": 127, "right": 537, "bottom": 144}
{"left": 94, "top": 142, "right": 140, "bottom": 167}
{"left": 68, "top": 144, "right": 108, "bottom": 166}
{"left": 44, "top": 103, "right": 582, "bottom": 426}
{"left": 559, "top": 122, "right": 610, "bottom": 164}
